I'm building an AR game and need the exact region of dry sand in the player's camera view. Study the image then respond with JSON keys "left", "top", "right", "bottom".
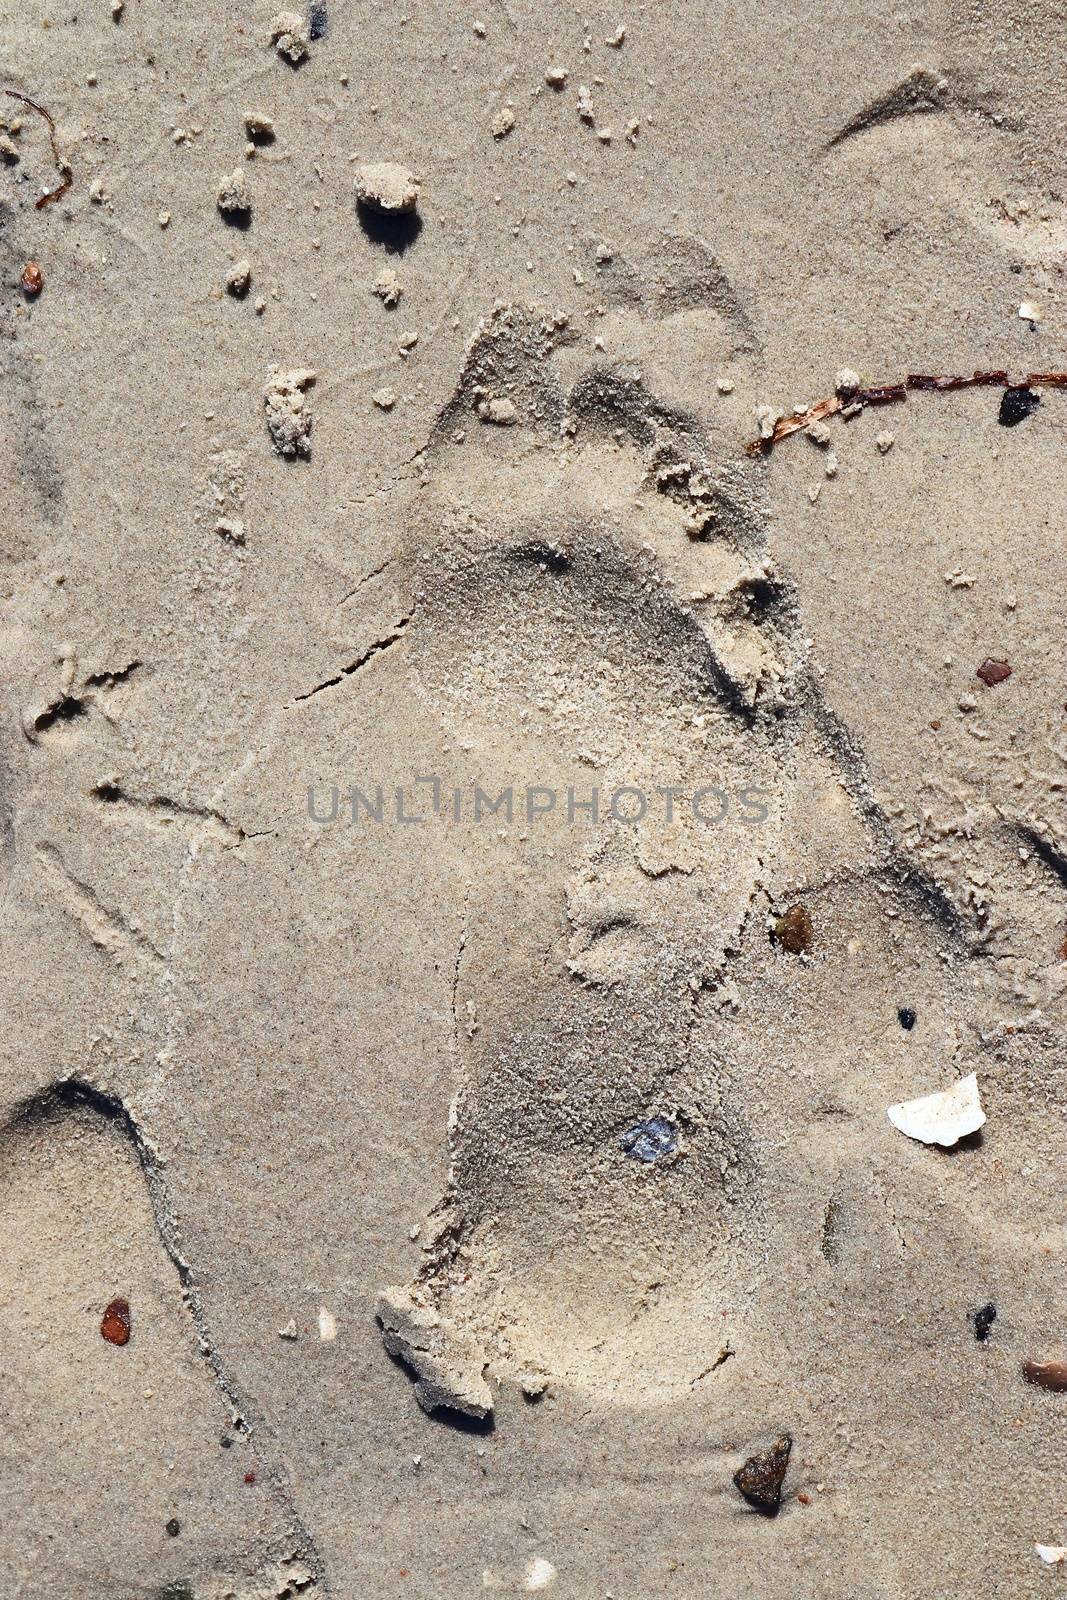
{"left": 2, "top": 2, "right": 1067, "bottom": 1596}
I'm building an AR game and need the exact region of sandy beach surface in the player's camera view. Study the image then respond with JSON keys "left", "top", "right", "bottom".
{"left": 2, "top": 2, "right": 1067, "bottom": 1596}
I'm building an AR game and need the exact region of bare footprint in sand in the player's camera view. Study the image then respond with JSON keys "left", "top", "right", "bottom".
{"left": 0, "top": 1082, "right": 319, "bottom": 1600}
{"left": 373, "top": 305, "right": 989, "bottom": 1414}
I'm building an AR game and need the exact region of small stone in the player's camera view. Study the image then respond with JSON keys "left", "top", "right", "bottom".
{"left": 278, "top": 1319, "right": 299, "bottom": 1339}
{"left": 372, "top": 266, "right": 403, "bottom": 307}
{"left": 835, "top": 367, "right": 861, "bottom": 397}
{"left": 875, "top": 430, "right": 894, "bottom": 453}
{"left": 491, "top": 105, "right": 515, "bottom": 139}
{"left": 269, "top": 10, "right": 310, "bottom": 62}
{"left": 101, "top": 1296, "right": 131, "bottom": 1346}
{"left": 605, "top": 23, "right": 626, "bottom": 45}
{"left": 217, "top": 168, "right": 251, "bottom": 217}
{"left": 355, "top": 161, "right": 420, "bottom": 215}
{"left": 111, "top": 0, "right": 124, "bottom": 15}
{"left": 716, "top": 377, "right": 735, "bottom": 394}
{"left": 897, "top": 1006, "right": 916, "bottom": 1031}
{"left": 226, "top": 258, "right": 252, "bottom": 297}
{"left": 398, "top": 330, "right": 419, "bottom": 354}
{"left": 88, "top": 176, "right": 107, "bottom": 204}
{"left": 807, "top": 484, "right": 821, "bottom": 503}
{"left": 263, "top": 365, "right": 317, "bottom": 457}
{"left": 824, "top": 452, "right": 838, "bottom": 479}
{"left": 1022, "top": 1359, "right": 1067, "bottom": 1393}
{"left": 545, "top": 65, "right": 568, "bottom": 87}
{"left": 733, "top": 1434, "right": 792, "bottom": 1514}
{"left": 473, "top": 18, "right": 486, "bottom": 34}
{"left": 774, "top": 905, "right": 812, "bottom": 955}
{"left": 0, "top": 132, "right": 20, "bottom": 163}
{"left": 20, "top": 260, "right": 43, "bottom": 297}
{"left": 977, "top": 657, "right": 1011, "bottom": 687}
{"left": 373, "top": 387, "right": 396, "bottom": 410}
{"left": 620, "top": 1116, "right": 677, "bottom": 1163}
{"left": 807, "top": 421, "right": 830, "bottom": 445}
{"left": 972, "top": 1303, "right": 996, "bottom": 1342}
{"left": 165, "top": 1518, "right": 180, "bottom": 1537}
{"left": 577, "top": 84, "right": 594, "bottom": 123}
{"left": 520, "top": 1372, "right": 548, "bottom": 1399}
{"left": 158, "top": 210, "right": 171, "bottom": 228}
{"left": 1018, "top": 300, "right": 1043, "bottom": 323}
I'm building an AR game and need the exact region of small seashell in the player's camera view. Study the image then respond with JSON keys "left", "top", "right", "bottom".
{"left": 1036, "top": 1544, "right": 1067, "bottom": 1565}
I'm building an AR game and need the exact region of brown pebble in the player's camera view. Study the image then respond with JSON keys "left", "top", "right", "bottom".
{"left": 1022, "top": 1358, "right": 1067, "bottom": 1392}
{"left": 733, "top": 1433, "right": 792, "bottom": 1513}
{"left": 774, "top": 905, "right": 812, "bottom": 955}
{"left": 977, "top": 658, "right": 1011, "bottom": 687}
{"left": 797, "top": 1491, "right": 811, "bottom": 1505}
{"left": 21, "top": 260, "right": 43, "bottom": 297}
{"left": 101, "top": 1295, "right": 131, "bottom": 1345}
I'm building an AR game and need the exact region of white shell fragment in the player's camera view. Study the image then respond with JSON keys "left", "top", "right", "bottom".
{"left": 318, "top": 1305, "right": 337, "bottom": 1341}
{"left": 887, "top": 1071, "right": 985, "bottom": 1148}
{"left": 1035, "top": 1545, "right": 1067, "bottom": 1565}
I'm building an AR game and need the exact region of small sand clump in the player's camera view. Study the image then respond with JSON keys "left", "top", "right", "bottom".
{"left": 373, "top": 267, "right": 403, "bottom": 307}
{"left": 270, "top": 11, "right": 309, "bottom": 62}
{"left": 263, "top": 366, "right": 317, "bottom": 457}
{"left": 355, "top": 162, "right": 420, "bottom": 215}
{"left": 227, "top": 259, "right": 252, "bottom": 297}
{"left": 217, "top": 168, "right": 251, "bottom": 216}
{"left": 491, "top": 105, "right": 515, "bottom": 139}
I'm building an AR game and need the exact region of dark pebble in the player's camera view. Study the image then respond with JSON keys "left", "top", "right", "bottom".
{"left": 998, "top": 386, "right": 1041, "bottom": 427}
{"left": 101, "top": 1295, "right": 131, "bottom": 1346}
{"left": 733, "top": 1433, "right": 792, "bottom": 1514}
{"left": 977, "top": 657, "right": 1012, "bottom": 687}
{"left": 898, "top": 1007, "right": 916, "bottom": 1031}
{"left": 165, "top": 1518, "right": 180, "bottom": 1537}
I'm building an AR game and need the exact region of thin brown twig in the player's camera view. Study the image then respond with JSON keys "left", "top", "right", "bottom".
{"left": 4, "top": 89, "right": 72, "bottom": 209}
{"left": 748, "top": 367, "right": 1067, "bottom": 455}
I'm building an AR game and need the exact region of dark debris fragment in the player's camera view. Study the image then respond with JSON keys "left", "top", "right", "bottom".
{"left": 774, "top": 905, "right": 813, "bottom": 955}
{"left": 620, "top": 1115, "right": 678, "bottom": 1163}
{"left": 972, "top": 1303, "right": 996, "bottom": 1342}
{"left": 998, "top": 386, "right": 1040, "bottom": 427}
{"left": 733, "top": 1433, "right": 792, "bottom": 1514}
{"left": 898, "top": 1007, "right": 916, "bottom": 1031}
